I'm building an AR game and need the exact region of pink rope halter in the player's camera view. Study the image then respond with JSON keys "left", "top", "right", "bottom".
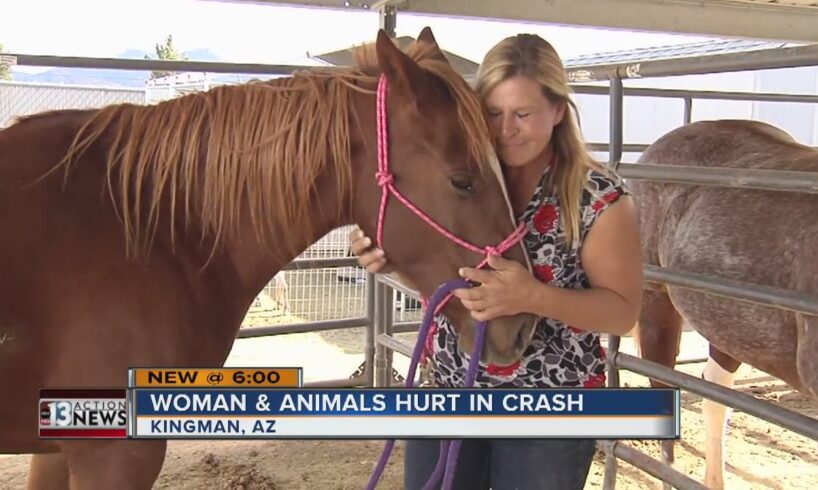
{"left": 374, "top": 74, "right": 527, "bottom": 313}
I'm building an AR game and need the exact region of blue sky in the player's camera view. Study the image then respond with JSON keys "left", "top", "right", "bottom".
{"left": 4, "top": 0, "right": 720, "bottom": 66}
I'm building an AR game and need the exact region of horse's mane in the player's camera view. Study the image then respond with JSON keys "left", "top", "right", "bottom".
{"left": 53, "top": 40, "right": 492, "bottom": 262}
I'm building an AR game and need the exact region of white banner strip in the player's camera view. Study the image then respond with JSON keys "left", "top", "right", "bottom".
{"left": 133, "top": 416, "right": 677, "bottom": 438}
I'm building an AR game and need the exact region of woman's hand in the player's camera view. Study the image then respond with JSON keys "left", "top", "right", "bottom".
{"left": 348, "top": 227, "right": 391, "bottom": 274}
{"left": 453, "top": 254, "right": 538, "bottom": 322}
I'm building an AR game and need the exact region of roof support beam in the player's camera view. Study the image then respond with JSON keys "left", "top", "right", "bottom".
{"left": 219, "top": 0, "right": 818, "bottom": 43}
{"left": 379, "top": 5, "right": 397, "bottom": 38}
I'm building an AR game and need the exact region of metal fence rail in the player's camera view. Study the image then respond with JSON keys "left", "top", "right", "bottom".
{"left": 619, "top": 163, "right": 818, "bottom": 194}
{"left": 3, "top": 52, "right": 309, "bottom": 76}
{"left": 615, "top": 353, "right": 818, "bottom": 441}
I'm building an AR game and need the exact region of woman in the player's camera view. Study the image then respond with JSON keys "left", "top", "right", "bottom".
{"left": 350, "top": 33, "right": 643, "bottom": 490}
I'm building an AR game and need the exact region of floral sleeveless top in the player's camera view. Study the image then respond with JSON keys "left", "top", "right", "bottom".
{"left": 422, "top": 166, "right": 629, "bottom": 388}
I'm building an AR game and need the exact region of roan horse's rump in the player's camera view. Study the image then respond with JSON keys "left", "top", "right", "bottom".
{"left": 0, "top": 28, "right": 536, "bottom": 489}
{"left": 631, "top": 119, "right": 818, "bottom": 489}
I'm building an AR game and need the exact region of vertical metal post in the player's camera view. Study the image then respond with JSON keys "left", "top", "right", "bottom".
{"left": 672, "top": 99, "right": 690, "bottom": 479}
{"left": 363, "top": 272, "right": 376, "bottom": 387}
{"left": 609, "top": 76, "right": 624, "bottom": 169}
{"left": 374, "top": 280, "right": 396, "bottom": 387}
{"left": 607, "top": 336, "right": 622, "bottom": 389}
{"left": 383, "top": 283, "right": 395, "bottom": 386}
{"left": 374, "top": 280, "right": 387, "bottom": 387}
{"left": 603, "top": 75, "right": 625, "bottom": 490}
{"left": 373, "top": 3, "right": 396, "bottom": 387}
{"left": 603, "top": 334, "right": 622, "bottom": 490}
{"left": 379, "top": 6, "right": 397, "bottom": 38}
{"left": 601, "top": 441, "right": 619, "bottom": 490}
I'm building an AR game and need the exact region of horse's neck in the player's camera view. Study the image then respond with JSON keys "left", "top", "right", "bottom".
{"left": 220, "top": 169, "right": 356, "bottom": 298}
{"left": 220, "top": 205, "right": 349, "bottom": 301}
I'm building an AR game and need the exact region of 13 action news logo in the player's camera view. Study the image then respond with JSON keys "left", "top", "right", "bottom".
{"left": 40, "top": 399, "right": 127, "bottom": 428}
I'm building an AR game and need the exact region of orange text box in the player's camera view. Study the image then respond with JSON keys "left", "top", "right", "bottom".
{"left": 130, "top": 368, "right": 302, "bottom": 388}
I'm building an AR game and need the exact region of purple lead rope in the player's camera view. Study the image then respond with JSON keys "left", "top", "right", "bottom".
{"left": 366, "top": 278, "right": 486, "bottom": 490}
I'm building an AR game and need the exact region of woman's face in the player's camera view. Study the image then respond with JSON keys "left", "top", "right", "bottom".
{"left": 484, "top": 75, "right": 565, "bottom": 168}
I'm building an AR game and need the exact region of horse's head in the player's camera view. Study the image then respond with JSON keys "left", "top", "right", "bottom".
{"left": 351, "top": 28, "right": 537, "bottom": 366}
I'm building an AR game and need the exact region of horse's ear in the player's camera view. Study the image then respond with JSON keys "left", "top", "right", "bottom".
{"left": 416, "top": 27, "right": 450, "bottom": 65}
{"left": 417, "top": 26, "right": 438, "bottom": 46}
{"left": 376, "top": 29, "right": 430, "bottom": 100}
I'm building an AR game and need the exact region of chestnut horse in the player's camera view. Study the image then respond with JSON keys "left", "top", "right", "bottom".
{"left": 0, "top": 28, "right": 536, "bottom": 489}
{"left": 631, "top": 119, "right": 818, "bottom": 489}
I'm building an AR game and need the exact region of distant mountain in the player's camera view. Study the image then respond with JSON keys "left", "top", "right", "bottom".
{"left": 118, "top": 47, "right": 221, "bottom": 62}
{"left": 184, "top": 48, "right": 221, "bottom": 62}
{"left": 9, "top": 48, "right": 223, "bottom": 88}
{"left": 118, "top": 48, "right": 152, "bottom": 60}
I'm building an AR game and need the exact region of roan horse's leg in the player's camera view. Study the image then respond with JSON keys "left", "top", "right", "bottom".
{"left": 27, "top": 453, "right": 69, "bottom": 490}
{"left": 797, "top": 315, "right": 818, "bottom": 401}
{"left": 701, "top": 346, "right": 741, "bottom": 490}
{"left": 798, "top": 315, "right": 818, "bottom": 460}
{"left": 635, "top": 289, "right": 683, "bottom": 487}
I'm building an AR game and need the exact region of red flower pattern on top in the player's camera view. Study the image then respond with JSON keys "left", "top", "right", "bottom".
{"left": 592, "top": 190, "right": 621, "bottom": 211}
{"left": 533, "top": 264, "right": 554, "bottom": 283}
{"left": 532, "top": 204, "right": 559, "bottom": 234}
{"left": 487, "top": 360, "right": 521, "bottom": 376}
{"left": 583, "top": 372, "right": 606, "bottom": 388}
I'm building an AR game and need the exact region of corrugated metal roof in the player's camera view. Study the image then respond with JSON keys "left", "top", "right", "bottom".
{"left": 564, "top": 39, "right": 792, "bottom": 68}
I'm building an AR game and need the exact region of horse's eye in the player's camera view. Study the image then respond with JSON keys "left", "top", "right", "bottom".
{"left": 450, "top": 175, "right": 475, "bottom": 195}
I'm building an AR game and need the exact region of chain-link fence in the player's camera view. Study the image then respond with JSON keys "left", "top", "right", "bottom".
{"left": 256, "top": 225, "right": 422, "bottom": 326}
{"left": 0, "top": 81, "right": 144, "bottom": 127}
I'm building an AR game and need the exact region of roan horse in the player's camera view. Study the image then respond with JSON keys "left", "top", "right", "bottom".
{"left": 0, "top": 28, "right": 536, "bottom": 489}
{"left": 631, "top": 119, "right": 818, "bottom": 489}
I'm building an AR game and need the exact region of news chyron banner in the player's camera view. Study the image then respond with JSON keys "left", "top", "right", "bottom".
{"left": 130, "top": 388, "right": 679, "bottom": 439}
{"left": 39, "top": 367, "right": 680, "bottom": 440}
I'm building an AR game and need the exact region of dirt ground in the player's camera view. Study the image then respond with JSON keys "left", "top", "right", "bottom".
{"left": 2, "top": 300, "right": 816, "bottom": 489}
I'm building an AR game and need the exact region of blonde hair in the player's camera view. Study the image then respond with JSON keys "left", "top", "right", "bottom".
{"left": 475, "top": 34, "right": 609, "bottom": 249}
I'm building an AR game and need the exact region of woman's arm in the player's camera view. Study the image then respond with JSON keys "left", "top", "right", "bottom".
{"left": 453, "top": 196, "right": 643, "bottom": 336}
